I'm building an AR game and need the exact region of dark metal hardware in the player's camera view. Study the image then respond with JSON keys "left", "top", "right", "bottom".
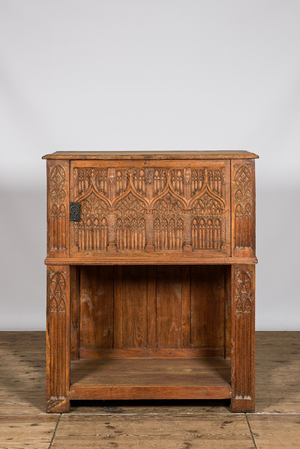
{"left": 70, "top": 202, "right": 80, "bottom": 221}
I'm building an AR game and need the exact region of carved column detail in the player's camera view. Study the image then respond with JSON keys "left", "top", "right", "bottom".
{"left": 145, "top": 211, "right": 154, "bottom": 252}
{"left": 232, "top": 160, "right": 255, "bottom": 256}
{"left": 231, "top": 264, "right": 255, "bottom": 412}
{"left": 46, "top": 266, "right": 70, "bottom": 412}
{"left": 183, "top": 211, "right": 192, "bottom": 251}
{"left": 48, "top": 161, "right": 69, "bottom": 257}
{"left": 107, "top": 212, "right": 117, "bottom": 252}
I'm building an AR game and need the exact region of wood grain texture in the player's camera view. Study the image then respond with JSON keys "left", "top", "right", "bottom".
{"left": 43, "top": 151, "right": 257, "bottom": 412}
{"left": 46, "top": 266, "right": 70, "bottom": 412}
{"left": 68, "top": 159, "right": 231, "bottom": 259}
{"left": 191, "top": 266, "right": 225, "bottom": 350}
{"left": 70, "top": 358, "right": 231, "bottom": 400}
{"left": 157, "top": 266, "right": 183, "bottom": 348}
{"left": 45, "top": 255, "right": 258, "bottom": 265}
{"left": 2, "top": 331, "right": 300, "bottom": 417}
{"left": 70, "top": 266, "right": 80, "bottom": 360}
{"left": 248, "top": 415, "right": 300, "bottom": 449}
{"left": 231, "top": 159, "right": 256, "bottom": 258}
{"left": 121, "top": 266, "right": 148, "bottom": 348}
{"left": 79, "top": 266, "right": 113, "bottom": 350}
{"left": 0, "top": 415, "right": 58, "bottom": 448}
{"left": 47, "top": 160, "right": 69, "bottom": 258}
{"left": 43, "top": 150, "right": 259, "bottom": 160}
{"left": 51, "top": 414, "right": 254, "bottom": 448}
{"left": 231, "top": 265, "right": 255, "bottom": 412}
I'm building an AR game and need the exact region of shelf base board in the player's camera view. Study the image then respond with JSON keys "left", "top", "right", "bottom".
{"left": 70, "top": 358, "right": 231, "bottom": 401}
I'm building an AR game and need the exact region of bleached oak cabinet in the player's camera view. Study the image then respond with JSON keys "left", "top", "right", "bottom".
{"left": 43, "top": 151, "right": 258, "bottom": 413}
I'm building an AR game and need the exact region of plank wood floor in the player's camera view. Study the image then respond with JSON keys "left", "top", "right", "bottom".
{"left": 0, "top": 331, "right": 299, "bottom": 448}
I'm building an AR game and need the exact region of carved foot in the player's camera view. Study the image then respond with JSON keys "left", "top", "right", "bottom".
{"left": 231, "top": 397, "right": 255, "bottom": 413}
{"left": 46, "top": 396, "right": 70, "bottom": 413}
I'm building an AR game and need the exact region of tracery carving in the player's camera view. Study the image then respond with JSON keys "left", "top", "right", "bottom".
{"left": 115, "top": 169, "right": 146, "bottom": 197}
{"left": 115, "top": 193, "right": 146, "bottom": 250}
{"left": 73, "top": 174, "right": 109, "bottom": 251}
{"left": 48, "top": 269, "right": 67, "bottom": 315}
{"left": 49, "top": 164, "right": 67, "bottom": 251}
{"left": 191, "top": 168, "right": 224, "bottom": 197}
{"left": 47, "top": 267, "right": 68, "bottom": 411}
{"left": 71, "top": 165, "right": 228, "bottom": 252}
{"left": 234, "top": 268, "right": 252, "bottom": 315}
{"left": 153, "top": 193, "right": 185, "bottom": 250}
{"left": 234, "top": 164, "right": 253, "bottom": 248}
{"left": 189, "top": 169, "right": 225, "bottom": 250}
{"left": 76, "top": 168, "right": 109, "bottom": 197}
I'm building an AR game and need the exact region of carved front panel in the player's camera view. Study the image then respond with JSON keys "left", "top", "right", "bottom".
{"left": 70, "top": 161, "right": 230, "bottom": 256}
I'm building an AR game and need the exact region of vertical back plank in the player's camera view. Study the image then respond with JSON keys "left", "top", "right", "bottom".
{"left": 191, "top": 266, "right": 225, "bottom": 350}
{"left": 114, "top": 266, "right": 123, "bottom": 349}
{"left": 181, "top": 266, "right": 191, "bottom": 348}
{"left": 157, "top": 266, "right": 182, "bottom": 348}
{"left": 122, "top": 266, "right": 148, "bottom": 348}
{"left": 80, "top": 266, "right": 113, "bottom": 351}
{"left": 147, "top": 266, "right": 157, "bottom": 348}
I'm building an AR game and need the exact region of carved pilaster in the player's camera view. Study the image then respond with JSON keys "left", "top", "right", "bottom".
{"left": 145, "top": 211, "right": 154, "bottom": 252}
{"left": 231, "top": 264, "right": 255, "bottom": 412}
{"left": 47, "top": 161, "right": 69, "bottom": 257}
{"left": 46, "top": 266, "right": 70, "bottom": 412}
{"left": 232, "top": 160, "right": 255, "bottom": 257}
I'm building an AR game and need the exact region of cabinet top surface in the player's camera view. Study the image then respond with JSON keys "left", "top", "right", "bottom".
{"left": 42, "top": 150, "right": 259, "bottom": 160}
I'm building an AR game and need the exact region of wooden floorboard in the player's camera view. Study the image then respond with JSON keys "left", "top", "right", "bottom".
{"left": 0, "top": 415, "right": 58, "bottom": 448}
{"left": 0, "top": 331, "right": 300, "bottom": 447}
{"left": 52, "top": 414, "right": 255, "bottom": 449}
{"left": 248, "top": 415, "right": 300, "bottom": 449}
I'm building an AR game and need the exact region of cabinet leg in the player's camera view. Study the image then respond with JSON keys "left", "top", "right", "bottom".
{"left": 46, "top": 266, "right": 70, "bottom": 413}
{"left": 230, "top": 264, "right": 255, "bottom": 413}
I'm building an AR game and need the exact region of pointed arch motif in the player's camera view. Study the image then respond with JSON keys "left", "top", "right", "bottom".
{"left": 113, "top": 174, "right": 147, "bottom": 250}
{"left": 233, "top": 163, "right": 254, "bottom": 250}
{"left": 151, "top": 184, "right": 185, "bottom": 250}
{"left": 74, "top": 174, "right": 110, "bottom": 251}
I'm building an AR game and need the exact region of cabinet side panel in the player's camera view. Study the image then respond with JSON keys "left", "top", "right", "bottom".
{"left": 191, "top": 266, "right": 225, "bottom": 351}
{"left": 231, "top": 159, "right": 256, "bottom": 257}
{"left": 121, "top": 266, "right": 148, "bottom": 348}
{"left": 79, "top": 266, "right": 114, "bottom": 350}
{"left": 47, "top": 160, "right": 69, "bottom": 258}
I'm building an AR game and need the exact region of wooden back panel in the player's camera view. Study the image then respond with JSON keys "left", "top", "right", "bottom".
{"left": 74, "top": 265, "right": 228, "bottom": 359}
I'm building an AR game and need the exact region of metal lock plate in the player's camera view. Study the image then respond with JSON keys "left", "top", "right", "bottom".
{"left": 70, "top": 202, "right": 80, "bottom": 221}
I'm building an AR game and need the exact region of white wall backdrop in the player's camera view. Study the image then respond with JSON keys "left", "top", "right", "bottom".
{"left": 1, "top": 0, "right": 299, "bottom": 330}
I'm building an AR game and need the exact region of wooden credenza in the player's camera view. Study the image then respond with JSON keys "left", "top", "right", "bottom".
{"left": 43, "top": 150, "right": 258, "bottom": 413}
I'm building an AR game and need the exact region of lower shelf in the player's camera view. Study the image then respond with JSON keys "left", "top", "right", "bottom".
{"left": 70, "top": 358, "right": 232, "bottom": 401}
